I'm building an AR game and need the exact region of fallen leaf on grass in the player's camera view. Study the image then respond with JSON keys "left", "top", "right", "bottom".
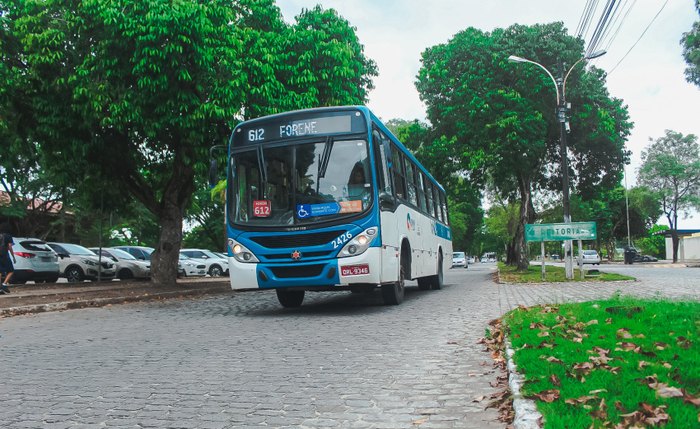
{"left": 530, "top": 389, "right": 560, "bottom": 403}
{"left": 543, "top": 356, "right": 564, "bottom": 364}
{"left": 589, "top": 398, "right": 608, "bottom": 420}
{"left": 565, "top": 395, "right": 597, "bottom": 405}
{"left": 549, "top": 374, "right": 561, "bottom": 386}
{"left": 616, "top": 328, "right": 633, "bottom": 339}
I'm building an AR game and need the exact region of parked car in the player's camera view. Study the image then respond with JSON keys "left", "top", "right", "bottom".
{"left": 9, "top": 237, "right": 60, "bottom": 284}
{"left": 180, "top": 248, "right": 229, "bottom": 276}
{"left": 113, "top": 245, "right": 155, "bottom": 262}
{"left": 89, "top": 247, "right": 150, "bottom": 280}
{"left": 578, "top": 249, "right": 601, "bottom": 265}
{"left": 47, "top": 242, "right": 116, "bottom": 282}
{"left": 635, "top": 254, "right": 658, "bottom": 263}
{"left": 451, "top": 251, "right": 468, "bottom": 268}
{"left": 178, "top": 254, "right": 206, "bottom": 277}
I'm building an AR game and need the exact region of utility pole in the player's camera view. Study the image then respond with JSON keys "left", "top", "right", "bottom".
{"left": 557, "top": 62, "right": 574, "bottom": 280}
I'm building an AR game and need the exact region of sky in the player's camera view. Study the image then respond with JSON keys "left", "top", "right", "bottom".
{"left": 277, "top": 0, "right": 700, "bottom": 229}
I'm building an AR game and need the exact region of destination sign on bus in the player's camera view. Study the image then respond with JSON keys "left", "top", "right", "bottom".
{"left": 234, "top": 111, "right": 366, "bottom": 145}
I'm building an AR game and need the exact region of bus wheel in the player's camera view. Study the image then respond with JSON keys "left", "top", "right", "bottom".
{"left": 382, "top": 260, "right": 405, "bottom": 305}
{"left": 431, "top": 254, "right": 444, "bottom": 290}
{"left": 276, "top": 289, "right": 305, "bottom": 308}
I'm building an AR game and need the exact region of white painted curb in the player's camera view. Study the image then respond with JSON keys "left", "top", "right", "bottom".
{"left": 506, "top": 342, "right": 543, "bottom": 429}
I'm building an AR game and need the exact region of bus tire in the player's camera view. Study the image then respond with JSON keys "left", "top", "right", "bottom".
{"left": 382, "top": 259, "right": 406, "bottom": 305}
{"left": 431, "top": 253, "right": 444, "bottom": 290}
{"left": 276, "top": 289, "right": 305, "bottom": 308}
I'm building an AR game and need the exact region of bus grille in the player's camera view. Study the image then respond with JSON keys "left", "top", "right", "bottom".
{"left": 249, "top": 230, "right": 346, "bottom": 248}
{"left": 265, "top": 251, "right": 332, "bottom": 260}
{"left": 270, "top": 265, "right": 325, "bottom": 278}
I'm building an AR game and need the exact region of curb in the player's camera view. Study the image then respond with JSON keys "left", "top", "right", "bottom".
{"left": 0, "top": 287, "right": 233, "bottom": 318}
{"left": 506, "top": 342, "right": 542, "bottom": 429}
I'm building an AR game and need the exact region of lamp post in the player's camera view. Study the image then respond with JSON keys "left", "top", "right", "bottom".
{"left": 508, "top": 50, "right": 606, "bottom": 279}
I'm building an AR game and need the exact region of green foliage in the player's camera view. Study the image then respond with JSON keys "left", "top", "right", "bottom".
{"left": 504, "top": 298, "right": 700, "bottom": 428}
{"left": 416, "top": 22, "right": 631, "bottom": 268}
{"left": 636, "top": 224, "right": 668, "bottom": 258}
{"left": 681, "top": 1, "right": 700, "bottom": 86}
{"left": 638, "top": 130, "right": 700, "bottom": 231}
{"left": 2, "top": 0, "right": 378, "bottom": 283}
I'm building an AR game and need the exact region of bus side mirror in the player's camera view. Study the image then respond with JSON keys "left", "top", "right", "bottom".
{"left": 379, "top": 192, "right": 396, "bottom": 211}
{"left": 208, "top": 159, "right": 218, "bottom": 188}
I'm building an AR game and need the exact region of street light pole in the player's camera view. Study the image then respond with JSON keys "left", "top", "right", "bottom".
{"left": 508, "top": 50, "right": 606, "bottom": 279}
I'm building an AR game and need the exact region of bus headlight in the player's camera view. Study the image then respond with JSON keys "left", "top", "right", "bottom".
{"left": 338, "top": 228, "right": 377, "bottom": 258}
{"left": 228, "top": 239, "right": 259, "bottom": 263}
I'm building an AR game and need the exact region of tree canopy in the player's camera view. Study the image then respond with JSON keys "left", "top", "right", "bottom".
{"left": 637, "top": 130, "right": 700, "bottom": 262}
{"left": 1, "top": 0, "right": 377, "bottom": 283}
{"left": 681, "top": 1, "right": 700, "bottom": 87}
{"left": 416, "top": 22, "right": 632, "bottom": 269}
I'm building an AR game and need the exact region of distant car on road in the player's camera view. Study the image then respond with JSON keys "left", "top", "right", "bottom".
{"left": 451, "top": 251, "right": 468, "bottom": 268}
{"left": 578, "top": 249, "right": 601, "bottom": 265}
{"left": 9, "top": 237, "right": 60, "bottom": 284}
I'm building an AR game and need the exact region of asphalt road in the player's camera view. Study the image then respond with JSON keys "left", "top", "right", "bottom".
{"left": 0, "top": 262, "right": 696, "bottom": 429}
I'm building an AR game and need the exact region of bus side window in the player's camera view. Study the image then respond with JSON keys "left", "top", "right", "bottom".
{"left": 372, "top": 130, "right": 389, "bottom": 193}
{"left": 405, "top": 160, "right": 417, "bottom": 206}
{"left": 391, "top": 146, "right": 406, "bottom": 199}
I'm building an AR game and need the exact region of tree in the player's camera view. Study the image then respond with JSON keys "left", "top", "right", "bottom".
{"left": 3, "top": 0, "right": 376, "bottom": 284}
{"left": 416, "top": 23, "right": 631, "bottom": 270}
{"left": 681, "top": 1, "right": 700, "bottom": 87}
{"left": 637, "top": 130, "right": 700, "bottom": 262}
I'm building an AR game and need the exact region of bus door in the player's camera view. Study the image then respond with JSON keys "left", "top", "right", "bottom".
{"left": 374, "top": 130, "right": 400, "bottom": 284}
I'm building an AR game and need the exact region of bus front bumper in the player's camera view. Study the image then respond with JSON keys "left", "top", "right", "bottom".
{"left": 228, "top": 247, "right": 383, "bottom": 290}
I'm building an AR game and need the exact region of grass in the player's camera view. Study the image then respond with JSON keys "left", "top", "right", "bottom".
{"left": 498, "top": 262, "right": 633, "bottom": 283}
{"left": 503, "top": 297, "right": 700, "bottom": 428}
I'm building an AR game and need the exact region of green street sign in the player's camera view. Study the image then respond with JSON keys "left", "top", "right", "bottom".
{"left": 525, "top": 222, "right": 597, "bottom": 242}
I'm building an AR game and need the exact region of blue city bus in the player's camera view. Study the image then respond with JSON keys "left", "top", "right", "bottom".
{"left": 223, "top": 106, "right": 452, "bottom": 307}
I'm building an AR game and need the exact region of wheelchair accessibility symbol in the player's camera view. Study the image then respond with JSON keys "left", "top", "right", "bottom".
{"left": 297, "top": 205, "right": 310, "bottom": 218}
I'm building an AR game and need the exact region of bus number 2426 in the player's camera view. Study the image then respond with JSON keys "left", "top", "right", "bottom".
{"left": 332, "top": 232, "right": 352, "bottom": 249}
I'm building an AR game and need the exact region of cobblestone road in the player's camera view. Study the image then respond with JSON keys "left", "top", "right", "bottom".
{"left": 0, "top": 263, "right": 696, "bottom": 428}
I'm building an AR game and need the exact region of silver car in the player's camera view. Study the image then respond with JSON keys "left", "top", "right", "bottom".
{"left": 90, "top": 247, "right": 150, "bottom": 280}
{"left": 9, "top": 237, "right": 60, "bottom": 284}
{"left": 48, "top": 242, "right": 116, "bottom": 282}
{"left": 578, "top": 249, "right": 601, "bottom": 265}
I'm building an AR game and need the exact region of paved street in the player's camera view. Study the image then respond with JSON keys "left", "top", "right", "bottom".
{"left": 0, "top": 263, "right": 697, "bottom": 428}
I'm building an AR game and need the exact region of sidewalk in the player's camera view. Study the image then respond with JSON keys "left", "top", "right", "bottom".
{"left": 0, "top": 277, "right": 234, "bottom": 317}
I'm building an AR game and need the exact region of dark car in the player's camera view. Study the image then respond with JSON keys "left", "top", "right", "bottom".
{"left": 634, "top": 254, "right": 658, "bottom": 263}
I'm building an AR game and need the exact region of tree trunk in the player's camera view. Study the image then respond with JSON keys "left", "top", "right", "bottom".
{"left": 151, "top": 206, "right": 184, "bottom": 285}
{"left": 671, "top": 229, "right": 679, "bottom": 263}
{"left": 515, "top": 174, "right": 535, "bottom": 271}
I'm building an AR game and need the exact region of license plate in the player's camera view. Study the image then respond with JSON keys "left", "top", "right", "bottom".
{"left": 41, "top": 256, "right": 52, "bottom": 262}
{"left": 341, "top": 264, "right": 369, "bottom": 276}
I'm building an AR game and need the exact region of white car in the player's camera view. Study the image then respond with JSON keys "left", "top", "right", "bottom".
{"left": 9, "top": 237, "right": 60, "bottom": 284}
{"left": 178, "top": 254, "right": 206, "bottom": 277}
{"left": 48, "top": 242, "right": 116, "bottom": 282}
{"left": 180, "top": 248, "right": 229, "bottom": 277}
{"left": 451, "top": 251, "right": 468, "bottom": 268}
{"left": 90, "top": 247, "right": 150, "bottom": 280}
{"left": 578, "top": 249, "right": 601, "bottom": 265}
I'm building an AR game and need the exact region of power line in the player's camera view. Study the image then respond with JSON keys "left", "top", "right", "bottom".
{"left": 608, "top": 0, "right": 670, "bottom": 75}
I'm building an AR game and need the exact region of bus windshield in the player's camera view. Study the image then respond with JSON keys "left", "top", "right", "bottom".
{"left": 230, "top": 138, "right": 373, "bottom": 226}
